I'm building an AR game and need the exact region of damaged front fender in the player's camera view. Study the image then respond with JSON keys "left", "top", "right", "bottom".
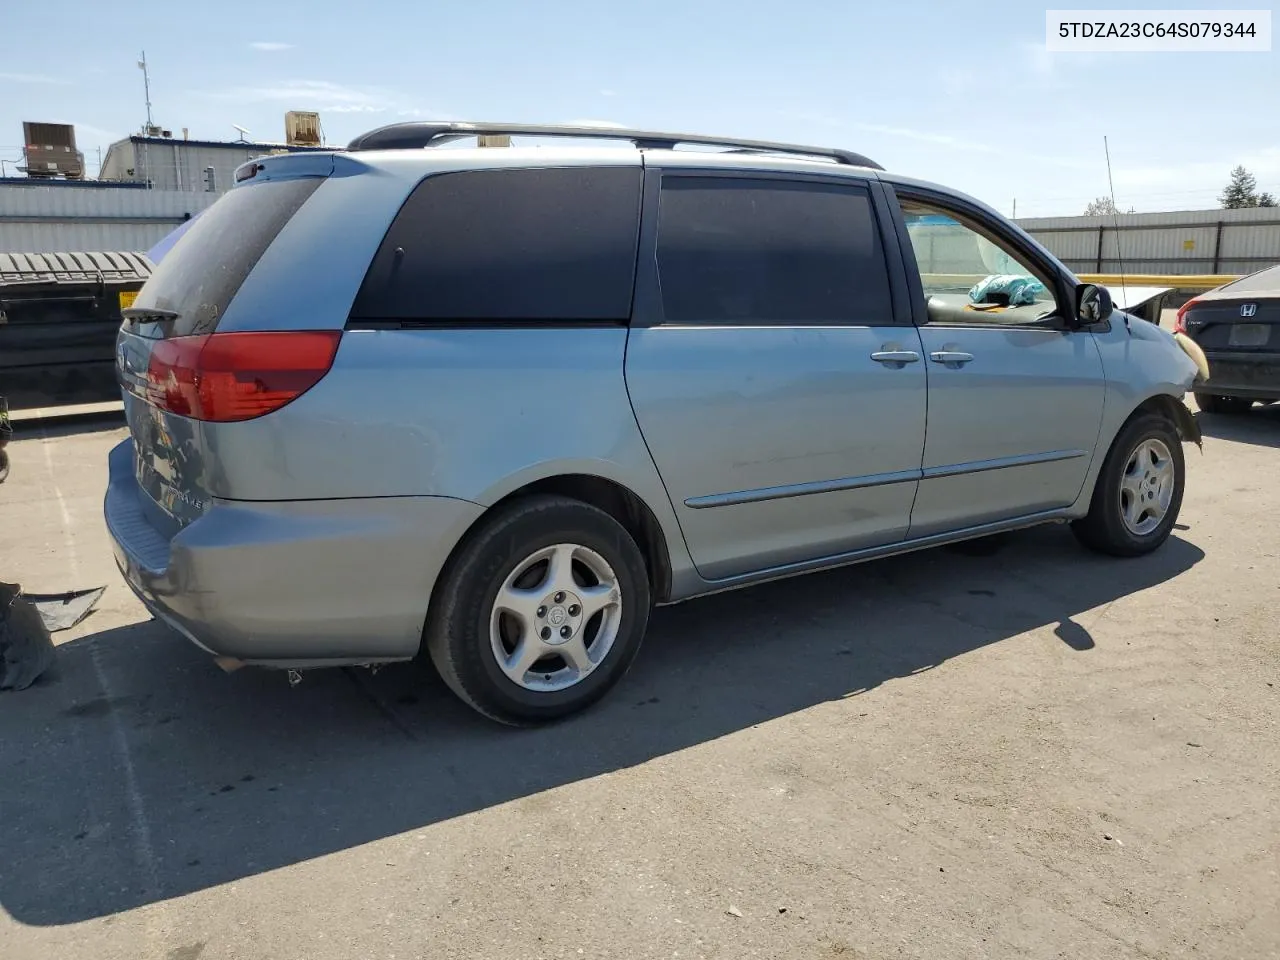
{"left": 1174, "top": 332, "right": 1211, "bottom": 383}
{"left": 1171, "top": 399, "right": 1203, "bottom": 450}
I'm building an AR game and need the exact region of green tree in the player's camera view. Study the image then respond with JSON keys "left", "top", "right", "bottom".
{"left": 1220, "top": 166, "right": 1277, "bottom": 208}
{"left": 1083, "top": 196, "right": 1135, "bottom": 216}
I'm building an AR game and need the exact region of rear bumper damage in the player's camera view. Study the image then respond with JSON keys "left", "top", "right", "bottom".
{"left": 104, "top": 439, "right": 484, "bottom": 667}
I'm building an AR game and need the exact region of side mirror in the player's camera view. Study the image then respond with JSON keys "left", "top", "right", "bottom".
{"left": 1075, "top": 283, "right": 1113, "bottom": 326}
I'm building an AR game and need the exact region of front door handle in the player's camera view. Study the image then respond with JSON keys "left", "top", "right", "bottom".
{"left": 870, "top": 350, "right": 921, "bottom": 365}
{"left": 929, "top": 350, "right": 975, "bottom": 366}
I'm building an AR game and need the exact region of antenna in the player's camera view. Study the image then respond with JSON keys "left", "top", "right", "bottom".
{"left": 232, "top": 124, "right": 250, "bottom": 143}
{"left": 1103, "top": 135, "right": 1128, "bottom": 312}
{"left": 137, "top": 51, "right": 154, "bottom": 129}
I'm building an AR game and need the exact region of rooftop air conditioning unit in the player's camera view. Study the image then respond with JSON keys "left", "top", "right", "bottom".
{"left": 20, "top": 122, "right": 84, "bottom": 180}
{"left": 285, "top": 111, "right": 322, "bottom": 147}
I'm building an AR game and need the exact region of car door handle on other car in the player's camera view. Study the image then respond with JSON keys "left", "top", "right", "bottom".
{"left": 929, "top": 350, "right": 975, "bottom": 367}
{"left": 870, "top": 350, "right": 921, "bottom": 366}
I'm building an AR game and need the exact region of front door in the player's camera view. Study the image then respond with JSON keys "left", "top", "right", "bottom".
{"left": 892, "top": 195, "right": 1107, "bottom": 537}
{"left": 625, "top": 172, "right": 928, "bottom": 581}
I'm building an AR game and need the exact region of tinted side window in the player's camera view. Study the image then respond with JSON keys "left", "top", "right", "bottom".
{"left": 134, "top": 176, "right": 321, "bottom": 336}
{"left": 351, "top": 166, "right": 642, "bottom": 322}
{"left": 654, "top": 177, "right": 891, "bottom": 324}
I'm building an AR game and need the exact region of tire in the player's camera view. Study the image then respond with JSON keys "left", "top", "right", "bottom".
{"left": 1072, "top": 413, "right": 1185, "bottom": 558}
{"left": 1194, "top": 392, "right": 1253, "bottom": 415}
{"left": 424, "top": 494, "right": 652, "bottom": 726}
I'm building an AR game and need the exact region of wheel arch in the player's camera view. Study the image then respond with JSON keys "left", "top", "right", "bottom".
{"left": 1074, "top": 389, "right": 1199, "bottom": 516}
{"left": 436, "top": 471, "right": 675, "bottom": 607}
{"left": 1130, "top": 393, "right": 1202, "bottom": 448}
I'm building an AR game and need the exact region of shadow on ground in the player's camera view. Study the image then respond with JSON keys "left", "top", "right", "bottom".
{"left": 0, "top": 525, "right": 1203, "bottom": 926}
{"left": 1197, "top": 400, "right": 1280, "bottom": 448}
{"left": 8, "top": 411, "right": 126, "bottom": 442}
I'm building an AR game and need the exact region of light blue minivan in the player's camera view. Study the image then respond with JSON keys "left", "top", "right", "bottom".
{"left": 106, "top": 122, "right": 1202, "bottom": 724}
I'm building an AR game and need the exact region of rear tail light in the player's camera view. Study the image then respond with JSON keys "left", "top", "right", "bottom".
{"left": 1173, "top": 297, "right": 1200, "bottom": 335}
{"left": 144, "top": 331, "right": 342, "bottom": 422}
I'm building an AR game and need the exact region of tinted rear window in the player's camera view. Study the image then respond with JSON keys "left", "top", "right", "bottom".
{"left": 132, "top": 177, "right": 321, "bottom": 336}
{"left": 655, "top": 177, "right": 891, "bottom": 324}
{"left": 349, "top": 166, "right": 642, "bottom": 322}
{"left": 1222, "top": 263, "right": 1280, "bottom": 295}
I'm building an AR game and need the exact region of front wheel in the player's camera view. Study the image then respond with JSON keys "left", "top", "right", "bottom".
{"left": 1072, "top": 414, "right": 1185, "bottom": 558}
{"left": 424, "top": 495, "right": 652, "bottom": 726}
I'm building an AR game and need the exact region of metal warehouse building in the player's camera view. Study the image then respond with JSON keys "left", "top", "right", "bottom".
{"left": 98, "top": 134, "right": 329, "bottom": 195}
{"left": 1017, "top": 206, "right": 1280, "bottom": 277}
{"left": 0, "top": 179, "right": 218, "bottom": 254}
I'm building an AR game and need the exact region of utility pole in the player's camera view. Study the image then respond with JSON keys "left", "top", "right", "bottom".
{"left": 1012, "top": 198, "right": 1017, "bottom": 218}
{"left": 138, "top": 51, "right": 153, "bottom": 130}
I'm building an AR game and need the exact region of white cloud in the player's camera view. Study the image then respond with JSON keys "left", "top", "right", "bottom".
{"left": 0, "top": 72, "right": 69, "bottom": 85}
{"left": 854, "top": 121, "right": 998, "bottom": 154}
{"left": 1022, "top": 40, "right": 1056, "bottom": 77}
{"left": 250, "top": 42, "right": 294, "bottom": 52}
{"left": 1113, "top": 147, "right": 1280, "bottom": 193}
{"left": 599, "top": 88, "right": 618, "bottom": 97}
{"left": 70, "top": 122, "right": 124, "bottom": 145}
{"left": 209, "top": 79, "right": 393, "bottom": 113}
{"left": 207, "top": 79, "right": 451, "bottom": 123}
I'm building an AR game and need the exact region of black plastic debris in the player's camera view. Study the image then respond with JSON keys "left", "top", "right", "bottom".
{"left": 0, "top": 582, "right": 55, "bottom": 691}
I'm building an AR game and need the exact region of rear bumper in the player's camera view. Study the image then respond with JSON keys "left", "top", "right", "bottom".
{"left": 1200, "top": 351, "right": 1280, "bottom": 400}
{"left": 104, "top": 439, "right": 485, "bottom": 665}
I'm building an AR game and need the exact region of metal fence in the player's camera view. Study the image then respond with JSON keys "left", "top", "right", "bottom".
{"left": 1017, "top": 207, "right": 1280, "bottom": 277}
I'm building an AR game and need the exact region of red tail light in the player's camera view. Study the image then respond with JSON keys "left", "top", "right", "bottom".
{"left": 145, "top": 331, "right": 342, "bottom": 422}
{"left": 1173, "top": 297, "right": 1200, "bottom": 335}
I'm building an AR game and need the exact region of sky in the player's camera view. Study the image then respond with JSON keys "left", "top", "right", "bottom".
{"left": 1, "top": 0, "right": 1276, "bottom": 217}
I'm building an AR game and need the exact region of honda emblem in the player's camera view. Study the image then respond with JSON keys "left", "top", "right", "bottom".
{"left": 1240, "top": 303, "right": 1258, "bottom": 318}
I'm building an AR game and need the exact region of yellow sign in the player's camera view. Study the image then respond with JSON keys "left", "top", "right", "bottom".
{"left": 1183, "top": 239, "right": 1196, "bottom": 251}
{"left": 118, "top": 290, "right": 138, "bottom": 310}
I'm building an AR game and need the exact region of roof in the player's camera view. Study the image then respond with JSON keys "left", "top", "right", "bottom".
{"left": 345, "top": 121, "right": 882, "bottom": 169}
{"left": 1203, "top": 262, "right": 1280, "bottom": 300}
{"left": 126, "top": 135, "right": 332, "bottom": 153}
{"left": 0, "top": 251, "right": 153, "bottom": 287}
{"left": 0, "top": 177, "right": 149, "bottom": 190}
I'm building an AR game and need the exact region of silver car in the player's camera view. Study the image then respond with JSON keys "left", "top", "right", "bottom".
{"left": 106, "top": 122, "right": 1202, "bottom": 725}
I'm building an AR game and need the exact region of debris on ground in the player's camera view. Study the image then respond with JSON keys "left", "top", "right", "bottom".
{"left": 0, "top": 583, "right": 105, "bottom": 691}
{"left": 1, "top": 582, "right": 55, "bottom": 691}
{"left": 25, "top": 586, "right": 107, "bottom": 632}
{"left": 0, "top": 395, "right": 10, "bottom": 484}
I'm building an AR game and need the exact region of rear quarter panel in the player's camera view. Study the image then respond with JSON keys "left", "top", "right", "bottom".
{"left": 201, "top": 326, "right": 699, "bottom": 592}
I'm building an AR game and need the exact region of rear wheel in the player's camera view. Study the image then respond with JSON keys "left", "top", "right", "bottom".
{"left": 425, "top": 495, "right": 651, "bottom": 725}
{"left": 1194, "top": 392, "right": 1253, "bottom": 415}
{"left": 1072, "top": 413, "right": 1184, "bottom": 557}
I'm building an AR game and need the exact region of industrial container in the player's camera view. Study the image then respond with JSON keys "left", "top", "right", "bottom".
{"left": 0, "top": 251, "right": 152, "bottom": 408}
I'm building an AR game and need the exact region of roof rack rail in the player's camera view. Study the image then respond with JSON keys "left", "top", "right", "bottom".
{"left": 344, "top": 121, "right": 883, "bottom": 170}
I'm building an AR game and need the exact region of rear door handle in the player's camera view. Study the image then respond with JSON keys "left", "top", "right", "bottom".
{"left": 929, "top": 350, "right": 975, "bottom": 366}
{"left": 870, "top": 350, "right": 921, "bottom": 365}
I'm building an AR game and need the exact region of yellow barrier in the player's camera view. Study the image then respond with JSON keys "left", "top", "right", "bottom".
{"left": 922, "top": 273, "right": 1241, "bottom": 291}
{"left": 1077, "top": 274, "right": 1240, "bottom": 290}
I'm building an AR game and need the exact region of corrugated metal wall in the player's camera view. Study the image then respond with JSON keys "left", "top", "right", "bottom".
{"left": 1017, "top": 206, "right": 1280, "bottom": 276}
{"left": 0, "top": 183, "right": 219, "bottom": 253}
{"left": 132, "top": 142, "right": 277, "bottom": 193}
